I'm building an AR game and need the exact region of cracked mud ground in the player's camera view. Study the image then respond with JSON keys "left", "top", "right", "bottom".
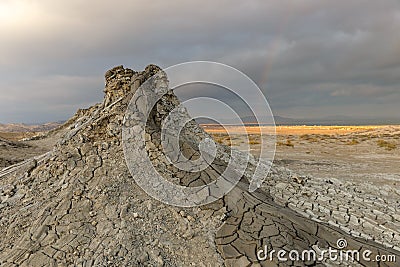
{"left": 0, "top": 65, "right": 399, "bottom": 266}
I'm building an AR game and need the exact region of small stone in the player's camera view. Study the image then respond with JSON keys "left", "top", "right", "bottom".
{"left": 139, "top": 252, "right": 149, "bottom": 263}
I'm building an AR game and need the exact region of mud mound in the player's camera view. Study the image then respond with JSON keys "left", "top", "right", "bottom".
{"left": 0, "top": 65, "right": 399, "bottom": 267}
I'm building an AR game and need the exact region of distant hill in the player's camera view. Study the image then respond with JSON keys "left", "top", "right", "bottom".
{"left": 0, "top": 122, "right": 64, "bottom": 132}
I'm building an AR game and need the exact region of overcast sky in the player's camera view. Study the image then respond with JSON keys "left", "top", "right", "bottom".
{"left": 1, "top": 0, "right": 399, "bottom": 123}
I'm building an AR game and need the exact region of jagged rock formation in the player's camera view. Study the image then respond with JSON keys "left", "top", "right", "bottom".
{"left": 0, "top": 65, "right": 399, "bottom": 267}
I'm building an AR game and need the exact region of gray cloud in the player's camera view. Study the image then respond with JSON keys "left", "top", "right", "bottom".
{"left": 0, "top": 0, "right": 399, "bottom": 122}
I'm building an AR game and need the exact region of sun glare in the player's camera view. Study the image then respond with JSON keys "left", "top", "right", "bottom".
{"left": 0, "top": 1, "right": 27, "bottom": 23}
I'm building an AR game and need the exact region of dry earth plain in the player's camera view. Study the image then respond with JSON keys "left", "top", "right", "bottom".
{"left": 207, "top": 125, "right": 400, "bottom": 185}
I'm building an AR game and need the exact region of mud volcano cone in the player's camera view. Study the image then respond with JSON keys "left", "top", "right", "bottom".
{"left": 0, "top": 65, "right": 399, "bottom": 267}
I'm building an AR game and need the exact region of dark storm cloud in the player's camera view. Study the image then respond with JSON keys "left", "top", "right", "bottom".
{"left": 0, "top": 0, "right": 399, "bottom": 122}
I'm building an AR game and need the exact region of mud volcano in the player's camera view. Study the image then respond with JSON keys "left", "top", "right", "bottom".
{"left": 0, "top": 65, "right": 399, "bottom": 266}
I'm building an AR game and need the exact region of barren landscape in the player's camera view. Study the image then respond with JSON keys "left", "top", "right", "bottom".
{"left": 207, "top": 125, "right": 400, "bottom": 185}
{"left": 0, "top": 65, "right": 399, "bottom": 266}
{"left": 3, "top": 125, "right": 399, "bottom": 187}
{"left": 2, "top": 0, "right": 400, "bottom": 266}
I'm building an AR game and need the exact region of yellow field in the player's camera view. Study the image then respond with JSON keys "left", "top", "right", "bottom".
{"left": 201, "top": 125, "right": 394, "bottom": 136}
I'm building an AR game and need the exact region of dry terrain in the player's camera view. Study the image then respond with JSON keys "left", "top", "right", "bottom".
{"left": 0, "top": 133, "right": 50, "bottom": 168}
{"left": 1, "top": 65, "right": 399, "bottom": 266}
{"left": 4, "top": 125, "right": 398, "bottom": 182}
{"left": 0, "top": 122, "right": 62, "bottom": 133}
{"left": 206, "top": 125, "right": 400, "bottom": 186}
{"left": 0, "top": 131, "right": 61, "bottom": 169}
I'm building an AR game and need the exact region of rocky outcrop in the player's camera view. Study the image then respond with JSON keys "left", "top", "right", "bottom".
{"left": 103, "top": 64, "right": 161, "bottom": 106}
{"left": 0, "top": 65, "right": 399, "bottom": 267}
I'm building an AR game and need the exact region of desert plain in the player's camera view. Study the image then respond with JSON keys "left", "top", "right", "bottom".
{"left": 206, "top": 125, "right": 400, "bottom": 186}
